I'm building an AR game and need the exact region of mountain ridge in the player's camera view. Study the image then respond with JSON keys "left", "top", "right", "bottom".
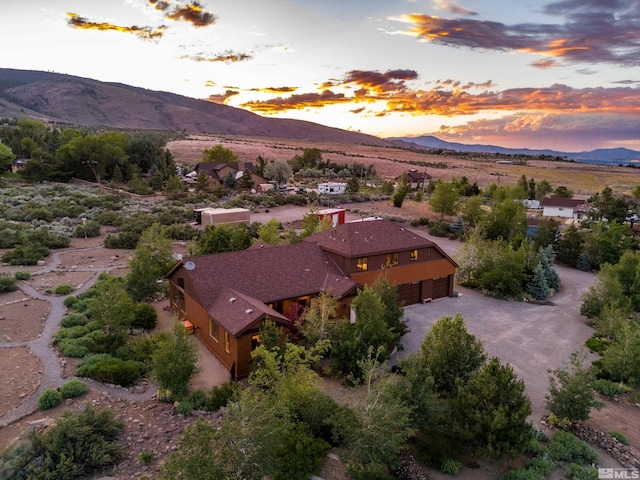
{"left": 387, "top": 135, "right": 640, "bottom": 165}
{"left": 0, "top": 68, "right": 389, "bottom": 146}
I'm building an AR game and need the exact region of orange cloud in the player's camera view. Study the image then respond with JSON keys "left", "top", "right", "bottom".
{"left": 241, "top": 67, "right": 640, "bottom": 118}
{"left": 164, "top": 1, "right": 216, "bottom": 27}
{"left": 240, "top": 90, "right": 350, "bottom": 113}
{"left": 66, "top": 13, "right": 166, "bottom": 40}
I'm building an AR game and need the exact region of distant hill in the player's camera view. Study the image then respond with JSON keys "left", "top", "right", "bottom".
{"left": 0, "top": 68, "right": 389, "bottom": 146}
{"left": 387, "top": 135, "right": 640, "bottom": 166}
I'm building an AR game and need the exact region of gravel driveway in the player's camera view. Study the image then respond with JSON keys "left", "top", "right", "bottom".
{"left": 396, "top": 262, "right": 598, "bottom": 424}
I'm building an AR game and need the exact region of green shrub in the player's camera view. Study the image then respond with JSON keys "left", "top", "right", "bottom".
{"left": 104, "top": 231, "right": 140, "bottom": 249}
{"left": 501, "top": 467, "right": 545, "bottom": 480}
{"left": 96, "top": 210, "right": 124, "bottom": 226}
{"left": 428, "top": 219, "right": 449, "bottom": 237}
{"left": 14, "top": 271, "right": 31, "bottom": 280}
{"left": 26, "top": 405, "right": 123, "bottom": 478}
{"left": 585, "top": 335, "right": 609, "bottom": 354}
{"left": 56, "top": 324, "right": 91, "bottom": 340}
{"left": 60, "top": 312, "right": 87, "bottom": 328}
{"left": 188, "top": 389, "right": 207, "bottom": 410}
{"left": 410, "top": 216, "right": 430, "bottom": 227}
{"left": 592, "top": 379, "right": 621, "bottom": 397}
{"left": 2, "top": 243, "right": 50, "bottom": 265}
{"left": 58, "top": 338, "right": 90, "bottom": 358}
{"left": 140, "top": 450, "right": 154, "bottom": 465}
{"left": 526, "top": 456, "right": 553, "bottom": 476}
{"left": 77, "top": 356, "right": 141, "bottom": 387}
{"left": 564, "top": 463, "right": 599, "bottom": 480}
{"left": 176, "top": 400, "right": 193, "bottom": 416}
{"left": 63, "top": 295, "right": 78, "bottom": 308}
{"left": 74, "top": 219, "right": 101, "bottom": 238}
{"left": 38, "top": 389, "right": 63, "bottom": 410}
{"left": 205, "top": 382, "right": 238, "bottom": 411}
{"left": 59, "top": 379, "right": 89, "bottom": 399}
{"left": 54, "top": 284, "right": 74, "bottom": 295}
{"left": 440, "top": 458, "right": 462, "bottom": 475}
{"left": 132, "top": 303, "right": 158, "bottom": 330}
{"left": 608, "top": 431, "right": 628, "bottom": 445}
{"left": 0, "top": 274, "right": 18, "bottom": 293}
{"left": 549, "top": 430, "right": 599, "bottom": 465}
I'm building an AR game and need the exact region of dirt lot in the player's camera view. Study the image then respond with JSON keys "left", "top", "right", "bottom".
{"left": 1, "top": 198, "right": 638, "bottom": 478}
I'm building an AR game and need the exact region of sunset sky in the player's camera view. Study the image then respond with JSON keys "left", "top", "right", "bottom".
{"left": 1, "top": 0, "right": 640, "bottom": 151}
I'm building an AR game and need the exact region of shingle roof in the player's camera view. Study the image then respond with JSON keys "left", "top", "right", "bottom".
{"left": 541, "top": 197, "right": 585, "bottom": 208}
{"left": 182, "top": 241, "right": 356, "bottom": 313}
{"left": 211, "top": 288, "right": 290, "bottom": 336}
{"left": 305, "top": 219, "right": 434, "bottom": 257}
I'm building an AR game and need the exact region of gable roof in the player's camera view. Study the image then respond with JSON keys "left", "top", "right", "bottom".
{"left": 398, "top": 169, "right": 432, "bottom": 182}
{"left": 306, "top": 219, "right": 434, "bottom": 257}
{"left": 541, "top": 197, "right": 585, "bottom": 208}
{"left": 195, "top": 162, "right": 256, "bottom": 182}
{"left": 177, "top": 240, "right": 356, "bottom": 308}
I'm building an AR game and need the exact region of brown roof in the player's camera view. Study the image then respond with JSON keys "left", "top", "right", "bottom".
{"left": 210, "top": 288, "right": 290, "bottom": 336}
{"left": 195, "top": 162, "right": 256, "bottom": 182}
{"left": 541, "top": 197, "right": 585, "bottom": 208}
{"left": 180, "top": 240, "right": 356, "bottom": 310}
{"left": 306, "top": 219, "right": 434, "bottom": 257}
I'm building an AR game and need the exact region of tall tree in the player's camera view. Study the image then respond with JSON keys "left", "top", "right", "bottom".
{"left": 87, "top": 275, "right": 135, "bottom": 334}
{"left": 263, "top": 160, "right": 292, "bottom": 186}
{"left": 238, "top": 169, "right": 255, "bottom": 190}
{"left": 151, "top": 320, "right": 200, "bottom": 400}
{"left": 196, "top": 224, "right": 252, "bottom": 255}
{"left": 430, "top": 181, "right": 460, "bottom": 218}
{"left": 0, "top": 142, "right": 15, "bottom": 172}
{"left": 202, "top": 144, "right": 238, "bottom": 163}
{"left": 452, "top": 357, "right": 532, "bottom": 456}
{"left": 126, "top": 223, "right": 174, "bottom": 302}
{"left": 419, "top": 314, "right": 486, "bottom": 395}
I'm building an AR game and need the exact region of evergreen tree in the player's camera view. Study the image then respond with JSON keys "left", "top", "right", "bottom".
{"left": 419, "top": 314, "right": 486, "bottom": 395}
{"left": 238, "top": 169, "right": 255, "bottom": 190}
{"left": 223, "top": 171, "right": 237, "bottom": 189}
{"left": 577, "top": 251, "right": 591, "bottom": 271}
{"left": 526, "top": 262, "right": 549, "bottom": 300}
{"left": 195, "top": 170, "right": 210, "bottom": 192}
{"left": 346, "top": 176, "right": 359, "bottom": 193}
{"left": 452, "top": 357, "right": 532, "bottom": 456}
{"left": 556, "top": 225, "right": 584, "bottom": 267}
{"left": 541, "top": 245, "right": 561, "bottom": 291}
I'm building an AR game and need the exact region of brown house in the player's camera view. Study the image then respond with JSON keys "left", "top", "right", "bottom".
{"left": 166, "top": 220, "right": 457, "bottom": 378}
{"left": 195, "top": 162, "right": 266, "bottom": 188}
{"left": 396, "top": 169, "right": 432, "bottom": 190}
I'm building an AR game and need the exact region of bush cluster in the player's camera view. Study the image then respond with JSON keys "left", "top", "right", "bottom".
{"left": 38, "top": 389, "right": 63, "bottom": 410}
{"left": 59, "top": 379, "right": 89, "bottom": 399}
{"left": 0, "top": 274, "right": 18, "bottom": 293}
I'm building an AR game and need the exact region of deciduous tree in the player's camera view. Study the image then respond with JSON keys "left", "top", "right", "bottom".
{"left": 202, "top": 144, "right": 238, "bottom": 163}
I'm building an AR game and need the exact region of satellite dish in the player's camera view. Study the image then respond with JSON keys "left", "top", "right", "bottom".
{"left": 184, "top": 261, "right": 196, "bottom": 271}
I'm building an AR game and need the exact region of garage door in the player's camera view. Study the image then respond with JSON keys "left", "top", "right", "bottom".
{"left": 397, "top": 282, "right": 421, "bottom": 305}
{"left": 432, "top": 277, "right": 449, "bottom": 299}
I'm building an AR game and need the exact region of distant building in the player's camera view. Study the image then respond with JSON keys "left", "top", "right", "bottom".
{"left": 11, "top": 158, "right": 28, "bottom": 174}
{"left": 194, "top": 207, "right": 251, "bottom": 226}
{"left": 195, "top": 162, "right": 266, "bottom": 188}
{"left": 317, "top": 208, "right": 346, "bottom": 227}
{"left": 318, "top": 182, "right": 347, "bottom": 194}
{"left": 396, "top": 169, "right": 432, "bottom": 190}
{"left": 541, "top": 197, "right": 587, "bottom": 219}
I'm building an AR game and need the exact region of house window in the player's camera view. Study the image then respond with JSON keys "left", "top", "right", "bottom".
{"left": 410, "top": 249, "right": 418, "bottom": 261}
{"left": 177, "top": 277, "right": 185, "bottom": 289}
{"left": 251, "top": 334, "right": 260, "bottom": 351}
{"left": 224, "top": 331, "right": 230, "bottom": 354}
{"left": 209, "top": 317, "right": 219, "bottom": 342}
{"left": 356, "top": 257, "right": 368, "bottom": 271}
{"left": 385, "top": 252, "right": 398, "bottom": 267}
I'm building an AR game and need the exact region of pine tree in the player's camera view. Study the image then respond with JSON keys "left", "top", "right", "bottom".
{"left": 577, "top": 252, "right": 591, "bottom": 271}
{"left": 527, "top": 262, "right": 549, "bottom": 300}
{"left": 541, "top": 245, "right": 561, "bottom": 291}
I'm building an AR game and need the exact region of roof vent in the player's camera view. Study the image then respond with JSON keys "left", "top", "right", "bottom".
{"left": 229, "top": 297, "right": 236, "bottom": 303}
{"left": 245, "top": 308, "right": 253, "bottom": 315}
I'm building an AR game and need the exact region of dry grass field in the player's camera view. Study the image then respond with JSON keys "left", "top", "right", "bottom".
{"left": 167, "top": 134, "right": 640, "bottom": 198}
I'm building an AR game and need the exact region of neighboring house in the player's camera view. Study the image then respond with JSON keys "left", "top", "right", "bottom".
{"left": 11, "top": 158, "right": 28, "bottom": 174}
{"left": 318, "top": 182, "right": 347, "bottom": 194}
{"left": 572, "top": 203, "right": 592, "bottom": 224}
{"left": 526, "top": 217, "right": 560, "bottom": 240}
{"left": 396, "top": 169, "right": 432, "bottom": 190}
{"left": 541, "top": 197, "right": 587, "bottom": 219}
{"left": 195, "top": 162, "right": 267, "bottom": 187}
{"left": 523, "top": 199, "right": 541, "bottom": 210}
{"left": 167, "top": 219, "right": 457, "bottom": 378}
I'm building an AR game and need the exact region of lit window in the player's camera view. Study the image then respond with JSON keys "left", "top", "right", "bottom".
{"left": 209, "top": 317, "right": 219, "bottom": 342}
{"left": 385, "top": 252, "right": 398, "bottom": 267}
{"left": 224, "top": 331, "right": 230, "bottom": 353}
{"left": 357, "top": 257, "right": 368, "bottom": 271}
{"left": 410, "top": 249, "right": 418, "bottom": 261}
